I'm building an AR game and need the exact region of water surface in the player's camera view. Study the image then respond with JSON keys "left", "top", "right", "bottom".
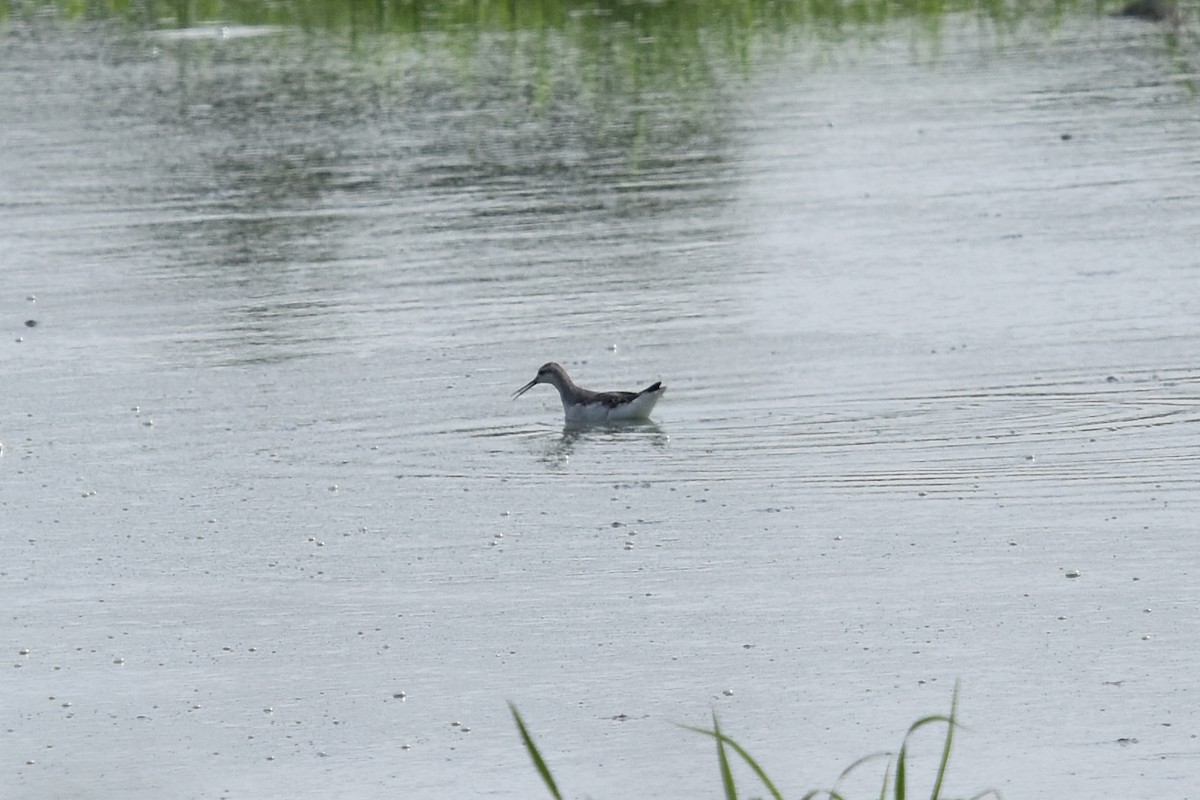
{"left": 3, "top": 7, "right": 1200, "bottom": 799}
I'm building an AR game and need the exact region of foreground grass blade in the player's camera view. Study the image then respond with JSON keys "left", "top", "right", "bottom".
{"left": 828, "top": 751, "right": 891, "bottom": 800}
{"left": 680, "top": 717, "right": 785, "bottom": 800}
{"left": 878, "top": 758, "right": 893, "bottom": 800}
{"left": 712, "top": 713, "right": 738, "bottom": 800}
{"left": 895, "top": 714, "right": 951, "bottom": 800}
{"left": 508, "top": 703, "right": 564, "bottom": 800}
{"left": 930, "top": 681, "right": 959, "bottom": 800}
{"left": 510, "top": 687, "right": 1001, "bottom": 800}
{"left": 890, "top": 678, "right": 960, "bottom": 800}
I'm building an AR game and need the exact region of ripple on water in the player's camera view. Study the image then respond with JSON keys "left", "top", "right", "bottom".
{"left": 659, "top": 367, "right": 1200, "bottom": 496}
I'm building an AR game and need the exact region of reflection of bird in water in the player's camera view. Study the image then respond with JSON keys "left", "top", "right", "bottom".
{"left": 513, "top": 362, "right": 665, "bottom": 426}
{"left": 1113, "top": 0, "right": 1182, "bottom": 23}
{"left": 539, "top": 420, "right": 668, "bottom": 469}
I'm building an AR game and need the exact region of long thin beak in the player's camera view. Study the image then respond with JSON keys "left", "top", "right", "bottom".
{"left": 512, "top": 378, "right": 538, "bottom": 399}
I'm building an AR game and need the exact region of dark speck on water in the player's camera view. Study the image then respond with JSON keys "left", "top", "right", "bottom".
{"left": 1113, "top": 0, "right": 1181, "bottom": 23}
{"left": 24, "top": 319, "right": 37, "bottom": 328}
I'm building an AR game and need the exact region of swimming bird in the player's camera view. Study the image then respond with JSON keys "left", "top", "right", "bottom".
{"left": 513, "top": 362, "right": 665, "bottom": 425}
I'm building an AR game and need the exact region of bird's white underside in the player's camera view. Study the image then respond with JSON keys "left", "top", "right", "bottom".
{"left": 562, "top": 387, "right": 664, "bottom": 424}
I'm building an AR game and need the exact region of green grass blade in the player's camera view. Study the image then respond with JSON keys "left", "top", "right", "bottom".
{"left": 507, "top": 686, "right": 993, "bottom": 800}
{"left": 712, "top": 713, "right": 738, "bottom": 800}
{"left": 678, "top": 719, "right": 785, "bottom": 800}
{"left": 508, "top": 703, "right": 564, "bottom": 800}
{"left": 896, "top": 712, "right": 953, "bottom": 800}
{"left": 929, "top": 681, "right": 960, "bottom": 800}
{"left": 905, "top": 714, "right": 954, "bottom": 735}
{"left": 832, "top": 751, "right": 891, "bottom": 795}
{"left": 799, "top": 791, "right": 850, "bottom": 800}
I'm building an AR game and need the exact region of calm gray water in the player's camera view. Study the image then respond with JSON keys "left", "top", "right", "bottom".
{"left": 4, "top": 10, "right": 1200, "bottom": 799}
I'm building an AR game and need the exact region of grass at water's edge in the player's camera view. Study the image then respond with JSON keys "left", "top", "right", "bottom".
{"left": 509, "top": 682, "right": 1003, "bottom": 800}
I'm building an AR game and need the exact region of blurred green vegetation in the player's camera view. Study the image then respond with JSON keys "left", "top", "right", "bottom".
{"left": 0, "top": 0, "right": 1108, "bottom": 36}
{"left": 3, "top": 0, "right": 1185, "bottom": 183}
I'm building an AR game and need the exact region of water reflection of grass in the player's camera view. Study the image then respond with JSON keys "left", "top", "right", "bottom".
{"left": 510, "top": 683, "right": 1001, "bottom": 800}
